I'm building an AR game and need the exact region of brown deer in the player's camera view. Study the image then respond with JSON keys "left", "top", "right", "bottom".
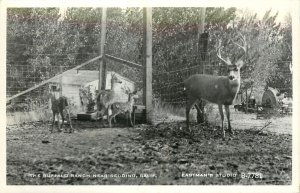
{"left": 108, "top": 91, "right": 138, "bottom": 128}
{"left": 50, "top": 91, "right": 73, "bottom": 133}
{"left": 96, "top": 73, "right": 123, "bottom": 125}
{"left": 184, "top": 34, "right": 246, "bottom": 139}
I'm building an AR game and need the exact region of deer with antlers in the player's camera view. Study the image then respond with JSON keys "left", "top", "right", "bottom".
{"left": 184, "top": 33, "right": 247, "bottom": 139}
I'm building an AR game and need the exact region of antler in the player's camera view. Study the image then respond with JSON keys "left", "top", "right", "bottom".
{"left": 216, "top": 39, "right": 232, "bottom": 65}
{"left": 231, "top": 32, "right": 247, "bottom": 54}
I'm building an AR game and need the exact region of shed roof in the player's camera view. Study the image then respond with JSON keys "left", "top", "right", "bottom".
{"left": 50, "top": 70, "right": 98, "bottom": 85}
{"left": 50, "top": 70, "right": 135, "bottom": 86}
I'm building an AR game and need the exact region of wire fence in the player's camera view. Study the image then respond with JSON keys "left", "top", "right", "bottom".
{"left": 6, "top": 8, "right": 293, "bottom": 121}
{"left": 151, "top": 24, "right": 293, "bottom": 107}
{"left": 152, "top": 30, "right": 229, "bottom": 106}
{"left": 7, "top": 8, "right": 140, "bottom": 93}
{"left": 6, "top": 9, "right": 143, "bottom": 122}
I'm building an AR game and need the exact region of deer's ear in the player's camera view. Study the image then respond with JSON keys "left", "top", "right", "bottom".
{"left": 236, "top": 60, "right": 244, "bottom": 68}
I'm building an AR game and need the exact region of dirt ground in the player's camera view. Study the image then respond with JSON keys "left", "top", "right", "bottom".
{"left": 6, "top": 112, "right": 292, "bottom": 185}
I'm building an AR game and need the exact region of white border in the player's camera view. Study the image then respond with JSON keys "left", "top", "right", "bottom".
{"left": 1, "top": 0, "right": 299, "bottom": 193}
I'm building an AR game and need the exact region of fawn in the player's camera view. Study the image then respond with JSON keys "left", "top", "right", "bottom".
{"left": 108, "top": 91, "right": 138, "bottom": 127}
{"left": 184, "top": 34, "right": 246, "bottom": 139}
{"left": 96, "top": 73, "right": 123, "bottom": 125}
{"left": 50, "top": 91, "right": 73, "bottom": 133}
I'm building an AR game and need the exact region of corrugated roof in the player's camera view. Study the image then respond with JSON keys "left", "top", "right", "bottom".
{"left": 51, "top": 70, "right": 98, "bottom": 85}
{"left": 50, "top": 70, "right": 135, "bottom": 86}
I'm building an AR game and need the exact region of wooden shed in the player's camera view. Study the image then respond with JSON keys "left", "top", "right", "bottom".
{"left": 49, "top": 70, "right": 135, "bottom": 114}
{"left": 84, "top": 71, "right": 136, "bottom": 104}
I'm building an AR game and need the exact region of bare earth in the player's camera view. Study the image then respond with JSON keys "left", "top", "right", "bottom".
{"left": 6, "top": 111, "right": 292, "bottom": 185}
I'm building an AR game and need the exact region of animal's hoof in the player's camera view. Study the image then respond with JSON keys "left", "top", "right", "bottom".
{"left": 228, "top": 130, "right": 234, "bottom": 135}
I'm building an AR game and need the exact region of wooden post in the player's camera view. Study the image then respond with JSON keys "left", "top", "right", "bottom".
{"left": 59, "top": 66, "right": 63, "bottom": 97}
{"left": 197, "top": 7, "right": 206, "bottom": 35}
{"left": 196, "top": 7, "right": 206, "bottom": 74}
{"left": 143, "top": 7, "right": 153, "bottom": 124}
{"left": 99, "top": 7, "right": 107, "bottom": 92}
{"left": 196, "top": 8, "right": 207, "bottom": 123}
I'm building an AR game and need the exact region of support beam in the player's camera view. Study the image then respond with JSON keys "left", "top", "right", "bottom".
{"left": 143, "top": 7, "right": 153, "bottom": 124}
{"left": 99, "top": 7, "right": 107, "bottom": 91}
{"left": 105, "top": 54, "right": 143, "bottom": 69}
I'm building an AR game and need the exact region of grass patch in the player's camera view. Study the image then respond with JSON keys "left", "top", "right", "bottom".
{"left": 6, "top": 105, "right": 80, "bottom": 125}
{"left": 152, "top": 100, "right": 193, "bottom": 123}
{"left": 152, "top": 100, "right": 223, "bottom": 128}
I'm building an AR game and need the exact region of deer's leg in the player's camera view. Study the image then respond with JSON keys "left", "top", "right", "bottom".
{"left": 108, "top": 114, "right": 112, "bottom": 128}
{"left": 225, "top": 105, "right": 234, "bottom": 135}
{"left": 99, "top": 108, "right": 104, "bottom": 122}
{"left": 51, "top": 111, "right": 55, "bottom": 133}
{"left": 57, "top": 113, "right": 62, "bottom": 132}
{"left": 65, "top": 109, "right": 73, "bottom": 133}
{"left": 60, "top": 110, "right": 64, "bottom": 130}
{"left": 126, "top": 111, "right": 129, "bottom": 126}
{"left": 108, "top": 108, "right": 114, "bottom": 128}
{"left": 128, "top": 111, "right": 133, "bottom": 127}
{"left": 96, "top": 102, "right": 100, "bottom": 119}
{"left": 195, "top": 100, "right": 205, "bottom": 124}
{"left": 111, "top": 105, "right": 117, "bottom": 123}
{"left": 202, "top": 101, "right": 207, "bottom": 122}
{"left": 109, "top": 112, "right": 118, "bottom": 128}
{"left": 97, "top": 106, "right": 106, "bottom": 126}
{"left": 103, "top": 107, "right": 109, "bottom": 126}
{"left": 186, "top": 97, "right": 196, "bottom": 131}
{"left": 68, "top": 110, "right": 73, "bottom": 133}
{"left": 106, "top": 105, "right": 111, "bottom": 125}
{"left": 195, "top": 103, "right": 201, "bottom": 123}
{"left": 218, "top": 104, "right": 225, "bottom": 139}
{"left": 132, "top": 107, "right": 136, "bottom": 126}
